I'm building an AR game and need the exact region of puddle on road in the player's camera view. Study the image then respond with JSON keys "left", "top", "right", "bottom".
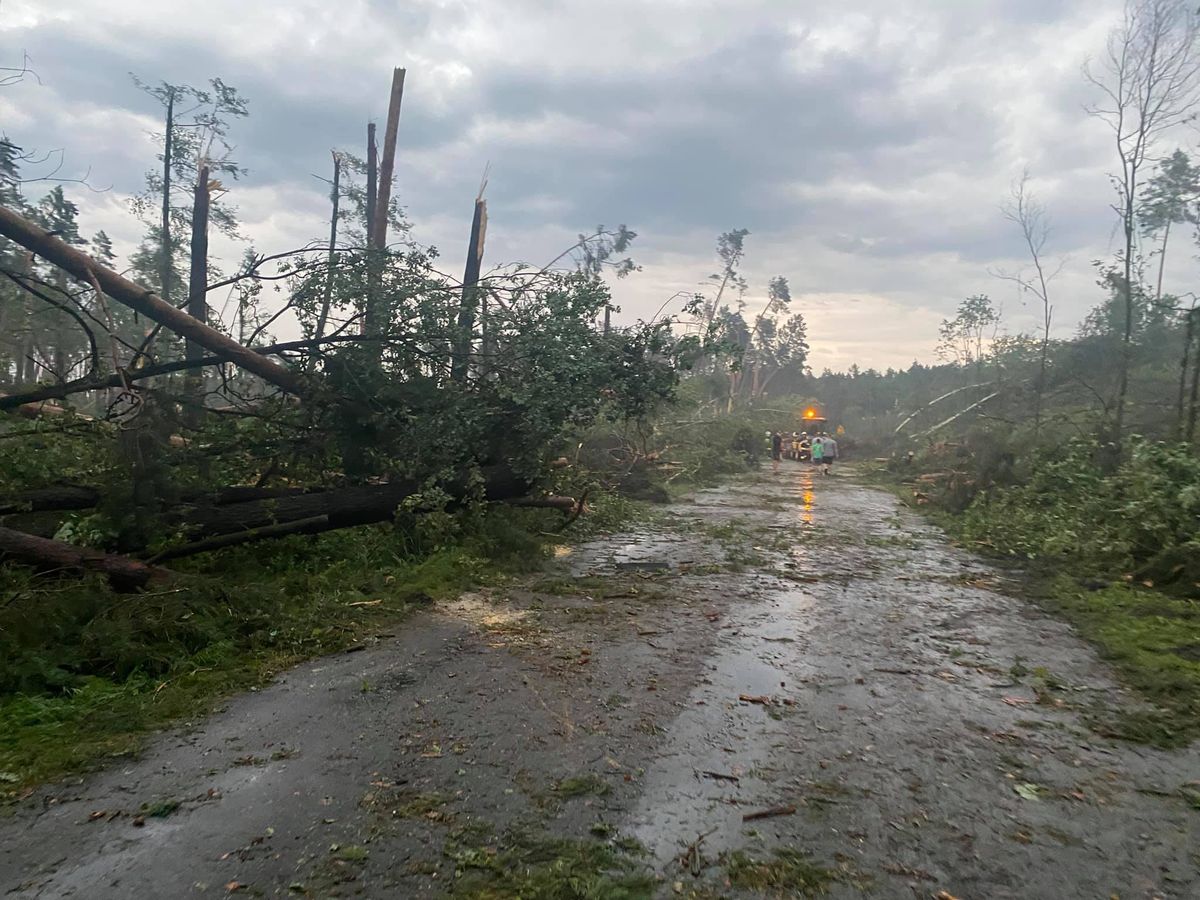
{"left": 624, "top": 583, "right": 819, "bottom": 866}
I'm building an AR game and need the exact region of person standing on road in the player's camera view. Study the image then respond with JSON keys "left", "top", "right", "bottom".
{"left": 771, "top": 431, "right": 783, "bottom": 472}
{"left": 811, "top": 433, "right": 825, "bottom": 469}
{"left": 821, "top": 432, "right": 838, "bottom": 475}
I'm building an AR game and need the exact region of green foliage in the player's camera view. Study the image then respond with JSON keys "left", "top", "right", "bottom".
{"left": 447, "top": 833, "right": 653, "bottom": 900}
{"left": 1140, "top": 149, "right": 1200, "bottom": 238}
{"left": 0, "top": 417, "right": 117, "bottom": 493}
{"left": 725, "top": 848, "right": 838, "bottom": 895}
{"left": 571, "top": 384, "right": 780, "bottom": 502}
{"left": 960, "top": 439, "right": 1200, "bottom": 575}
{"left": 552, "top": 774, "right": 611, "bottom": 798}
{"left": 879, "top": 435, "right": 1200, "bottom": 748}
{"left": 937, "top": 294, "right": 999, "bottom": 368}
{"left": 1040, "top": 576, "right": 1200, "bottom": 747}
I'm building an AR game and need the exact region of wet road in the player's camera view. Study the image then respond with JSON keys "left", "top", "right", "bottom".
{"left": 1, "top": 466, "right": 1197, "bottom": 898}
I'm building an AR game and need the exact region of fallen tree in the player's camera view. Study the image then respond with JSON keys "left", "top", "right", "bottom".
{"left": 172, "top": 466, "right": 532, "bottom": 542}
{"left": 0, "top": 484, "right": 100, "bottom": 515}
{"left": 0, "top": 483, "right": 321, "bottom": 516}
{"left": 0, "top": 524, "right": 172, "bottom": 590}
{"left": 0, "top": 203, "right": 310, "bottom": 399}
{"left": 0, "top": 475, "right": 579, "bottom": 586}
{"left": 145, "top": 515, "right": 331, "bottom": 563}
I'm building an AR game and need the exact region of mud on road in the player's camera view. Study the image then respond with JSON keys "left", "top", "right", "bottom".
{"left": 2, "top": 466, "right": 1198, "bottom": 899}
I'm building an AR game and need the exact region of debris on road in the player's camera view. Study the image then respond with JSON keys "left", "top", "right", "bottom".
{"left": 742, "top": 804, "right": 797, "bottom": 822}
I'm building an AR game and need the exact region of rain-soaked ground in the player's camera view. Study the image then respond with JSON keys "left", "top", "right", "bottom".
{"left": 1, "top": 465, "right": 1198, "bottom": 899}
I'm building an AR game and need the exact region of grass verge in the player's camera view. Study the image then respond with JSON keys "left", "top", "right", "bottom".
{"left": 725, "top": 848, "right": 839, "bottom": 895}
{"left": 1038, "top": 575, "right": 1200, "bottom": 748}
{"left": 0, "top": 505, "right": 563, "bottom": 794}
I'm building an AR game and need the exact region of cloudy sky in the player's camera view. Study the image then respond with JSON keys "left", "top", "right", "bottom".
{"left": 2, "top": 0, "right": 1193, "bottom": 370}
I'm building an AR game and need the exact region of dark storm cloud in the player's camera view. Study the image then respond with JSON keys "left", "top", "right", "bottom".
{"left": 2, "top": 0, "right": 1169, "bottom": 368}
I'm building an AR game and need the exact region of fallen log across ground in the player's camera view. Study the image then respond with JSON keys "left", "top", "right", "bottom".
{"left": 156, "top": 466, "right": 532, "bottom": 547}
{"left": 0, "top": 483, "right": 323, "bottom": 516}
{"left": 1, "top": 471, "right": 579, "bottom": 584}
{"left": 504, "top": 495, "right": 579, "bottom": 512}
{"left": 0, "top": 525, "right": 172, "bottom": 590}
{"left": 145, "top": 515, "right": 331, "bottom": 563}
{"left": 0, "top": 485, "right": 101, "bottom": 515}
{"left": 149, "top": 485, "right": 582, "bottom": 560}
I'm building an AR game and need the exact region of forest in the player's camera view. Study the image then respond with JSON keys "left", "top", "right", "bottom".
{"left": 1, "top": 2, "right": 1199, "bottom": 898}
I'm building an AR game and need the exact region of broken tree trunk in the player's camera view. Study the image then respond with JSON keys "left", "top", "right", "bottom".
{"left": 160, "top": 90, "right": 175, "bottom": 306}
{"left": 894, "top": 383, "right": 993, "bottom": 435}
{"left": 372, "top": 67, "right": 406, "bottom": 253}
{"left": 0, "top": 335, "right": 360, "bottom": 412}
{"left": 0, "top": 356, "right": 218, "bottom": 410}
{"left": 504, "top": 495, "right": 578, "bottom": 512}
{"left": 184, "top": 165, "right": 211, "bottom": 425}
{"left": 364, "top": 69, "right": 405, "bottom": 341}
{"left": 170, "top": 466, "right": 530, "bottom": 543}
{"left": 452, "top": 192, "right": 487, "bottom": 382}
{"left": 916, "top": 390, "right": 1002, "bottom": 439}
{"left": 363, "top": 122, "right": 380, "bottom": 338}
{"left": 0, "top": 524, "right": 172, "bottom": 590}
{"left": 0, "top": 204, "right": 309, "bottom": 398}
{"left": 314, "top": 151, "right": 341, "bottom": 350}
{"left": 365, "top": 123, "right": 378, "bottom": 248}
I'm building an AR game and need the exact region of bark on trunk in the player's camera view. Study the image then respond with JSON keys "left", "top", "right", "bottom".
{"left": 363, "top": 122, "right": 379, "bottom": 338}
{"left": 0, "top": 485, "right": 100, "bottom": 515}
{"left": 364, "top": 70, "right": 405, "bottom": 342}
{"left": 0, "top": 524, "right": 172, "bottom": 590}
{"left": 371, "top": 68, "right": 406, "bottom": 253}
{"left": 314, "top": 152, "right": 341, "bottom": 350}
{"left": 184, "top": 165, "right": 210, "bottom": 424}
{"left": 365, "top": 123, "right": 377, "bottom": 249}
{"left": 452, "top": 196, "right": 487, "bottom": 382}
{"left": 172, "top": 466, "right": 529, "bottom": 542}
{"left": 0, "top": 203, "right": 309, "bottom": 398}
{"left": 161, "top": 90, "right": 175, "bottom": 305}
{"left": 0, "top": 483, "right": 322, "bottom": 516}
{"left": 146, "top": 515, "right": 330, "bottom": 563}
{"left": 1177, "top": 306, "right": 1195, "bottom": 440}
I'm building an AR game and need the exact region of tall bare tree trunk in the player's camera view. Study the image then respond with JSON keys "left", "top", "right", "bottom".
{"left": 371, "top": 68, "right": 405, "bottom": 253}
{"left": 364, "top": 69, "right": 405, "bottom": 343}
{"left": 1113, "top": 196, "right": 1136, "bottom": 444}
{"left": 314, "top": 151, "right": 341, "bottom": 350}
{"left": 184, "top": 166, "right": 210, "bottom": 425}
{"left": 1177, "top": 302, "right": 1196, "bottom": 438}
{"left": 361, "top": 123, "right": 378, "bottom": 340}
{"left": 160, "top": 89, "right": 175, "bottom": 305}
{"left": 1188, "top": 311, "right": 1200, "bottom": 443}
{"left": 452, "top": 194, "right": 487, "bottom": 382}
{"left": 1156, "top": 218, "right": 1171, "bottom": 301}
{"left": 365, "top": 123, "right": 377, "bottom": 249}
